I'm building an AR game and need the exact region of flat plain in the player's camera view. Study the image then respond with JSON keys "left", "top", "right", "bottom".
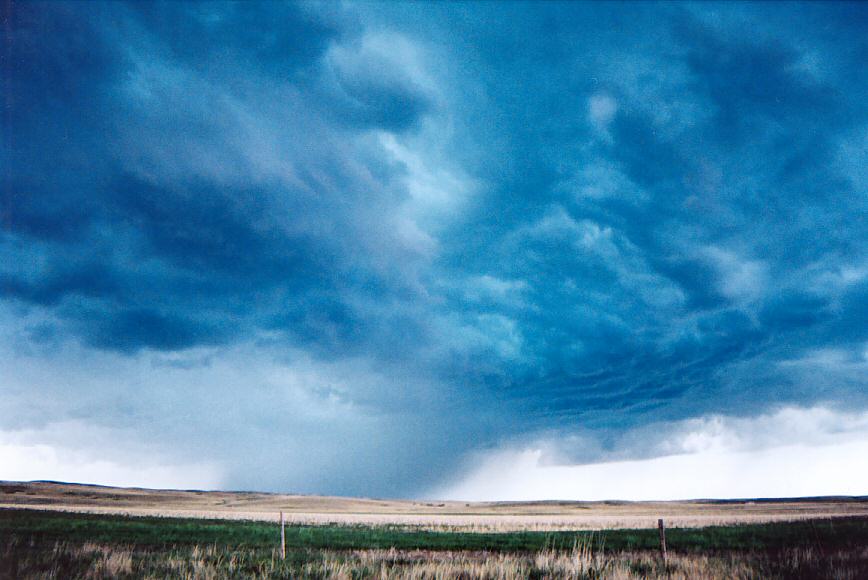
{"left": 4, "top": 481, "right": 868, "bottom": 578}
{"left": 2, "top": 480, "right": 868, "bottom": 531}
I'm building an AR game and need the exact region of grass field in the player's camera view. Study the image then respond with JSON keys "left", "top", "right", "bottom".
{"left": 4, "top": 482, "right": 868, "bottom": 577}
{"left": 3, "top": 508, "right": 868, "bottom": 578}
{"left": 4, "top": 481, "right": 868, "bottom": 531}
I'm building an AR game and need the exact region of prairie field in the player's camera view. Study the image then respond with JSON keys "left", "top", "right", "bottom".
{"left": 3, "top": 481, "right": 868, "bottom": 531}
{"left": 3, "top": 483, "right": 868, "bottom": 578}
{"left": 3, "top": 509, "right": 868, "bottom": 578}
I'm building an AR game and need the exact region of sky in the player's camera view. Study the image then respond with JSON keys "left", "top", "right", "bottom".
{"left": 1, "top": 1, "right": 867, "bottom": 500}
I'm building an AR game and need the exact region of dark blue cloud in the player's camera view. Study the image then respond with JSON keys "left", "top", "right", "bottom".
{"left": 2, "top": 1, "right": 867, "bottom": 496}
{"left": 2, "top": 1, "right": 435, "bottom": 358}
{"left": 127, "top": 2, "right": 338, "bottom": 76}
{"left": 86, "top": 307, "right": 224, "bottom": 353}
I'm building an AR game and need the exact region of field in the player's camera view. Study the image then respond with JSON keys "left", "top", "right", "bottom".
{"left": 4, "top": 481, "right": 868, "bottom": 531}
{"left": 3, "top": 482, "right": 868, "bottom": 578}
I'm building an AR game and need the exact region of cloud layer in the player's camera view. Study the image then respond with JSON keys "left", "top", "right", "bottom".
{"left": 1, "top": 1, "right": 867, "bottom": 497}
{"left": 437, "top": 406, "right": 868, "bottom": 501}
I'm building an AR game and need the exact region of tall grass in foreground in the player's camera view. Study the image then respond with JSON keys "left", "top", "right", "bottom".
{"left": 4, "top": 536, "right": 868, "bottom": 579}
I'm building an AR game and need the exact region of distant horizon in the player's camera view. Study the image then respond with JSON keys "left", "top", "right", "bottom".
{"left": 6, "top": 479, "right": 868, "bottom": 505}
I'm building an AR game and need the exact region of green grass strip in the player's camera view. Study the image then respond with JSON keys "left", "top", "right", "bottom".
{"left": 3, "top": 508, "right": 867, "bottom": 553}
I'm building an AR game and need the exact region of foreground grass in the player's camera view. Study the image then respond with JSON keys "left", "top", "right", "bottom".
{"left": 5, "top": 537, "right": 868, "bottom": 579}
{"left": 3, "top": 509, "right": 868, "bottom": 578}
{"left": 4, "top": 509, "right": 868, "bottom": 552}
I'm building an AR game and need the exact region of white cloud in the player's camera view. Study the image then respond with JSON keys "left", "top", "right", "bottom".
{"left": 378, "top": 131, "right": 473, "bottom": 220}
{"left": 463, "top": 275, "right": 529, "bottom": 307}
{"left": 562, "top": 158, "right": 646, "bottom": 202}
{"left": 0, "top": 425, "right": 224, "bottom": 490}
{"left": 471, "top": 275, "right": 528, "bottom": 296}
{"left": 780, "top": 348, "right": 867, "bottom": 370}
{"left": 435, "top": 406, "right": 868, "bottom": 501}
{"left": 588, "top": 93, "right": 618, "bottom": 131}
{"left": 327, "top": 30, "right": 439, "bottom": 98}
{"left": 803, "top": 260, "right": 868, "bottom": 296}
{"left": 700, "top": 246, "right": 767, "bottom": 303}
{"left": 0, "top": 311, "right": 458, "bottom": 495}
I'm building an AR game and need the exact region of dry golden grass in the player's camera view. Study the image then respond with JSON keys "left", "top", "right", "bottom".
{"left": 6, "top": 539, "right": 868, "bottom": 579}
{"left": 3, "top": 481, "right": 867, "bottom": 531}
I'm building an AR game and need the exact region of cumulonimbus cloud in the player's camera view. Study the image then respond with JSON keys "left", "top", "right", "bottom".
{"left": 1, "top": 1, "right": 867, "bottom": 497}
{"left": 435, "top": 406, "right": 868, "bottom": 501}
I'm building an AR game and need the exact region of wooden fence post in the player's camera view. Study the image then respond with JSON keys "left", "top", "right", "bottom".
{"left": 280, "top": 511, "right": 286, "bottom": 560}
{"left": 658, "top": 518, "right": 667, "bottom": 564}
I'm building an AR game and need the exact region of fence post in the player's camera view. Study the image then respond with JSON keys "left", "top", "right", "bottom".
{"left": 658, "top": 518, "right": 667, "bottom": 564}
{"left": 280, "top": 511, "right": 286, "bottom": 560}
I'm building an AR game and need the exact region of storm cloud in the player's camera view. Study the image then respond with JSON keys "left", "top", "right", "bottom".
{"left": 2, "top": 1, "right": 866, "bottom": 497}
